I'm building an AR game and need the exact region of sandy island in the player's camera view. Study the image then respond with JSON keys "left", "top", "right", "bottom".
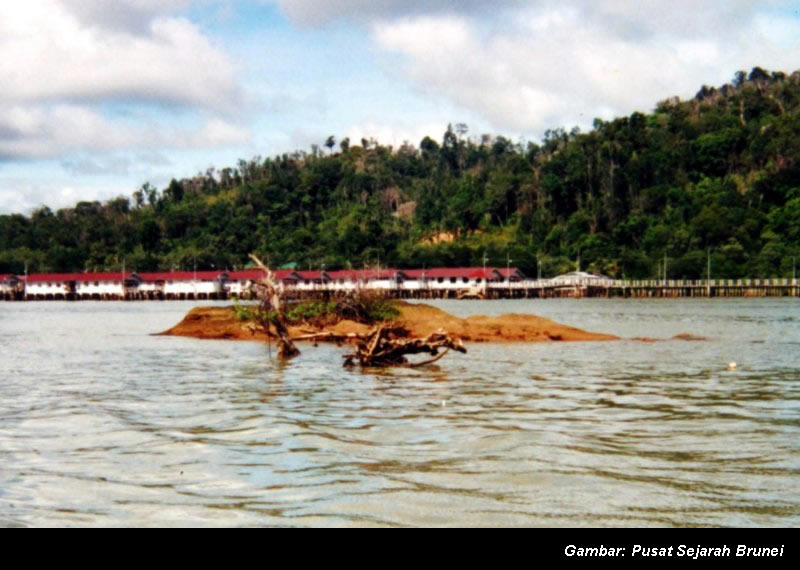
{"left": 160, "top": 302, "right": 620, "bottom": 343}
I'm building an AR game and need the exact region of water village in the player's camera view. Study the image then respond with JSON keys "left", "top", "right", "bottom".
{"left": 2, "top": 267, "right": 798, "bottom": 301}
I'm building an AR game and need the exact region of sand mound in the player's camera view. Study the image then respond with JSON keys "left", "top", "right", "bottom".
{"left": 393, "top": 303, "right": 616, "bottom": 342}
{"left": 159, "top": 302, "right": 618, "bottom": 343}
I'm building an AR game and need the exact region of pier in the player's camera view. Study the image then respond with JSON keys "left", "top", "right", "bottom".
{"left": 480, "top": 278, "right": 800, "bottom": 299}
{"left": 283, "top": 278, "right": 800, "bottom": 300}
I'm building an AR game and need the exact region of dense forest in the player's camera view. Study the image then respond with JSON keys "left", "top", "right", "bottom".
{"left": 2, "top": 67, "right": 799, "bottom": 279}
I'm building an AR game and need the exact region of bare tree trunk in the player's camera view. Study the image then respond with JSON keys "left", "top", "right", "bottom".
{"left": 249, "top": 254, "right": 300, "bottom": 359}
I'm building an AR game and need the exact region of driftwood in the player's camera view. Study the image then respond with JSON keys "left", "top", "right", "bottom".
{"left": 342, "top": 326, "right": 466, "bottom": 368}
{"left": 248, "top": 254, "right": 300, "bottom": 359}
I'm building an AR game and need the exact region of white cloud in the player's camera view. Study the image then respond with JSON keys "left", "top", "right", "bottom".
{"left": 0, "top": 0, "right": 250, "bottom": 168}
{"left": 0, "top": 2, "right": 242, "bottom": 111}
{"left": 368, "top": 1, "right": 800, "bottom": 135}
{"left": 373, "top": 15, "right": 470, "bottom": 56}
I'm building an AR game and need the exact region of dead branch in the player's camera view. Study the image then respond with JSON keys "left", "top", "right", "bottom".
{"left": 249, "top": 253, "right": 300, "bottom": 359}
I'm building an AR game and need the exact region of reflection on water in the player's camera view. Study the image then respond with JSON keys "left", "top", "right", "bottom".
{"left": 0, "top": 299, "right": 799, "bottom": 526}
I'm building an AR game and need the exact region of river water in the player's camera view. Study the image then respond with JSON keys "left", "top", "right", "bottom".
{"left": 0, "top": 298, "right": 798, "bottom": 527}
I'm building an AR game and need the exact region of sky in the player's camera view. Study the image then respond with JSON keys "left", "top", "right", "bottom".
{"left": 1, "top": 0, "right": 799, "bottom": 214}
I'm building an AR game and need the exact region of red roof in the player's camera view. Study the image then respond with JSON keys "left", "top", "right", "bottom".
{"left": 227, "top": 269, "right": 264, "bottom": 281}
{"left": 137, "top": 271, "right": 226, "bottom": 282}
{"left": 294, "top": 270, "right": 330, "bottom": 281}
{"left": 23, "top": 272, "right": 136, "bottom": 283}
{"left": 325, "top": 270, "right": 360, "bottom": 281}
{"left": 228, "top": 269, "right": 297, "bottom": 281}
{"left": 402, "top": 267, "right": 497, "bottom": 279}
{"left": 326, "top": 269, "right": 405, "bottom": 281}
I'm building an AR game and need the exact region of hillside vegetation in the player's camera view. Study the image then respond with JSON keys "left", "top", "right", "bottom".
{"left": 2, "top": 67, "right": 799, "bottom": 279}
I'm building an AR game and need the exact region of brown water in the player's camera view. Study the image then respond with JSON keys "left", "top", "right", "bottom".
{"left": 0, "top": 299, "right": 798, "bottom": 526}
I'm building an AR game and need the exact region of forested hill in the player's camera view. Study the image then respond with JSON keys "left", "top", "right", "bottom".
{"left": 2, "top": 67, "right": 799, "bottom": 279}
